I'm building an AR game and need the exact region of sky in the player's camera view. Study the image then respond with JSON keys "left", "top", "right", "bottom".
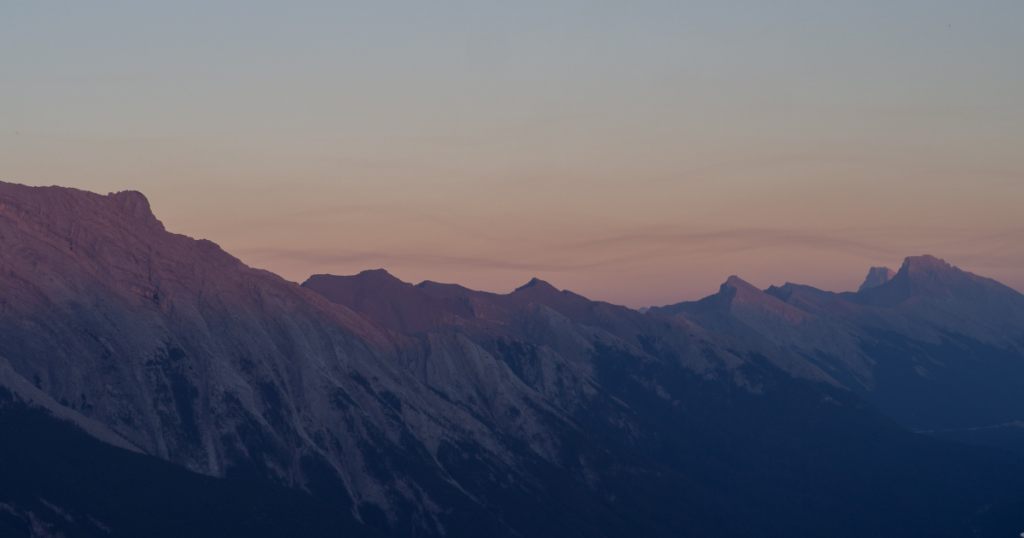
{"left": 1, "top": 1, "right": 1022, "bottom": 308}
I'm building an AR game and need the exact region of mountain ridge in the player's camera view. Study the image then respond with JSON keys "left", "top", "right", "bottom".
{"left": 2, "top": 180, "right": 1024, "bottom": 536}
{"left": 652, "top": 256, "right": 1024, "bottom": 438}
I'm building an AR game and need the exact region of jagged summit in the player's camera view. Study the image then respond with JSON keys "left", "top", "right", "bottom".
{"left": 721, "top": 276, "right": 769, "bottom": 308}
{"left": 724, "top": 275, "right": 795, "bottom": 307}
{"left": 890, "top": 255, "right": 959, "bottom": 288}
{"left": 850, "top": 254, "right": 1024, "bottom": 309}
{"left": 650, "top": 275, "right": 813, "bottom": 325}
{"left": 901, "top": 254, "right": 951, "bottom": 272}
{"left": 723, "top": 275, "right": 747, "bottom": 287}
{"left": 514, "top": 277, "right": 559, "bottom": 293}
{"left": 858, "top": 267, "right": 896, "bottom": 292}
{"left": 109, "top": 189, "right": 165, "bottom": 231}
{"left": 302, "top": 270, "right": 473, "bottom": 333}
{"left": 0, "top": 181, "right": 166, "bottom": 235}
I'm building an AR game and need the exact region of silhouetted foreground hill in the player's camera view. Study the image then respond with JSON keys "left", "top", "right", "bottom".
{"left": 1, "top": 180, "right": 1023, "bottom": 537}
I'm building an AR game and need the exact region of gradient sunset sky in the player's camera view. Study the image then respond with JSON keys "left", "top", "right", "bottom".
{"left": 2, "top": 2, "right": 1022, "bottom": 307}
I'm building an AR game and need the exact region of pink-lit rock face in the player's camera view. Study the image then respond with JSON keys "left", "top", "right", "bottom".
{"left": 0, "top": 180, "right": 575, "bottom": 519}
{"left": 4, "top": 180, "right": 1024, "bottom": 535}
{"left": 654, "top": 252, "right": 1024, "bottom": 433}
{"left": 1, "top": 180, "right": 837, "bottom": 527}
{"left": 721, "top": 275, "right": 816, "bottom": 325}
{"left": 309, "top": 271, "right": 835, "bottom": 389}
{"left": 844, "top": 255, "right": 1024, "bottom": 345}
{"left": 0, "top": 182, "right": 380, "bottom": 459}
{"left": 858, "top": 267, "right": 896, "bottom": 292}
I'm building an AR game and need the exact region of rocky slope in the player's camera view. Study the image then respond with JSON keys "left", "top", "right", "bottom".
{"left": 2, "top": 181, "right": 1024, "bottom": 536}
{"left": 0, "top": 182, "right": 571, "bottom": 535}
{"left": 305, "top": 268, "right": 1024, "bottom": 536}
{"left": 653, "top": 255, "right": 1024, "bottom": 443}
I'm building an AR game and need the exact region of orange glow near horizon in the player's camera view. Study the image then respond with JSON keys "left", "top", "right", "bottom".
{"left": 2, "top": 3, "right": 1022, "bottom": 307}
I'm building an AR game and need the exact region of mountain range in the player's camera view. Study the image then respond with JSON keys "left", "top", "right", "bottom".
{"left": 1, "top": 181, "right": 1022, "bottom": 537}
{"left": 651, "top": 255, "right": 1024, "bottom": 451}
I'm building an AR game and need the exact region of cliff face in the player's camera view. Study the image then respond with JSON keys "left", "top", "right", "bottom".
{"left": 0, "top": 182, "right": 578, "bottom": 532}
{"left": 1, "top": 181, "right": 800, "bottom": 535}
{"left": 858, "top": 267, "right": 896, "bottom": 292}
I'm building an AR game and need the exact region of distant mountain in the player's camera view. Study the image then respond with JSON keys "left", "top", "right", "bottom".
{"left": 1, "top": 180, "right": 1023, "bottom": 537}
{"left": 306, "top": 270, "right": 1024, "bottom": 536}
{"left": 302, "top": 270, "right": 473, "bottom": 334}
{"left": 858, "top": 266, "right": 896, "bottom": 292}
{"left": 653, "top": 255, "right": 1024, "bottom": 451}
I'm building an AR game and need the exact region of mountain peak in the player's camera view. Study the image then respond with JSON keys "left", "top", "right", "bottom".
{"left": 853, "top": 254, "right": 1021, "bottom": 309}
{"left": 722, "top": 275, "right": 773, "bottom": 301}
{"left": 356, "top": 268, "right": 402, "bottom": 281}
{"left": 858, "top": 267, "right": 896, "bottom": 292}
{"left": 108, "top": 190, "right": 165, "bottom": 231}
{"left": 893, "top": 255, "right": 965, "bottom": 293}
{"left": 0, "top": 182, "right": 166, "bottom": 234}
{"left": 719, "top": 276, "right": 813, "bottom": 322}
{"left": 724, "top": 275, "right": 755, "bottom": 289}
{"left": 514, "top": 277, "right": 558, "bottom": 293}
{"left": 301, "top": 270, "right": 474, "bottom": 333}
{"left": 303, "top": 268, "right": 408, "bottom": 291}
{"left": 900, "top": 255, "right": 952, "bottom": 274}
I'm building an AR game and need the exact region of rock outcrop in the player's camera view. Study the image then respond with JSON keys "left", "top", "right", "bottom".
{"left": 858, "top": 266, "right": 896, "bottom": 292}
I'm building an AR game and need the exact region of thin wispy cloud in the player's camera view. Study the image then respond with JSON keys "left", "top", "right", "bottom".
{"left": 235, "top": 227, "right": 1024, "bottom": 283}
